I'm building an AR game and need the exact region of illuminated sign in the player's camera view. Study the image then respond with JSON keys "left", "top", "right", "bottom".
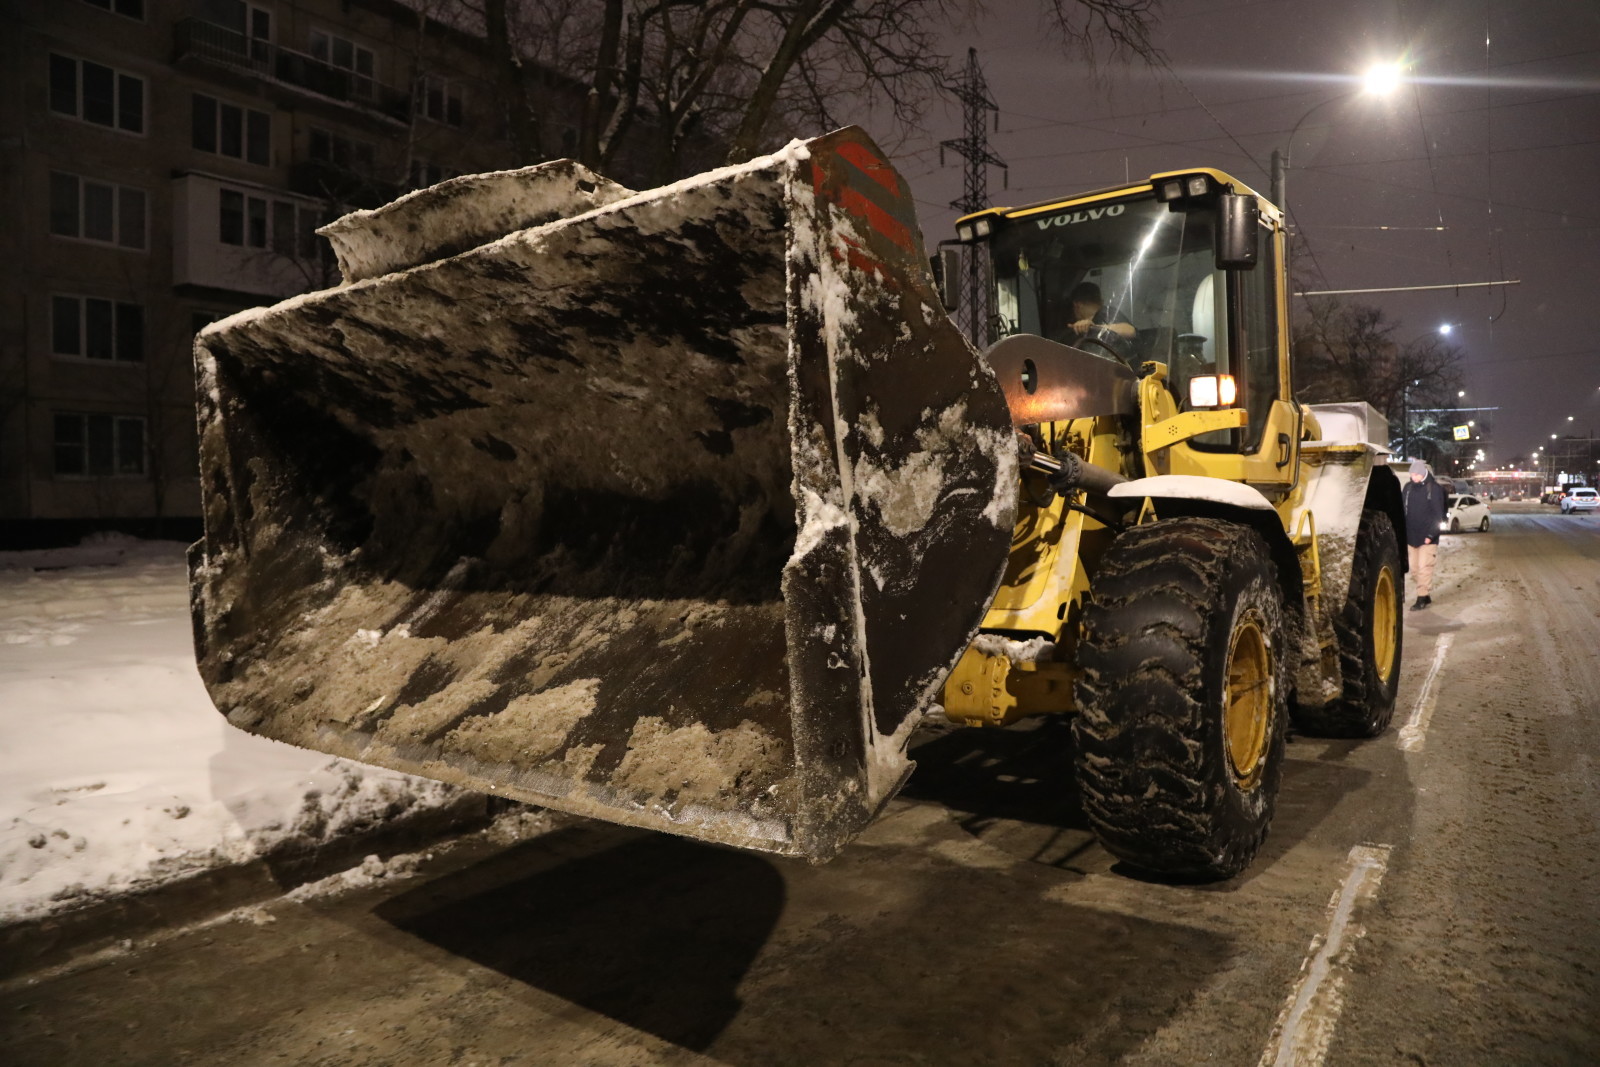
{"left": 1452, "top": 425, "right": 1470, "bottom": 440}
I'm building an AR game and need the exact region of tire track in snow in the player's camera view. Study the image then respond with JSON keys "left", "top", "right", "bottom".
{"left": 1398, "top": 634, "right": 1453, "bottom": 752}
{"left": 1258, "top": 844, "right": 1392, "bottom": 1067}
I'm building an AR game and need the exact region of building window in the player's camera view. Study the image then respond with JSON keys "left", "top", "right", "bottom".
{"left": 193, "top": 94, "right": 271, "bottom": 165}
{"left": 200, "top": 0, "right": 272, "bottom": 59}
{"left": 310, "top": 30, "right": 374, "bottom": 99}
{"left": 53, "top": 413, "right": 147, "bottom": 477}
{"left": 308, "top": 128, "right": 376, "bottom": 171}
{"left": 51, "top": 296, "right": 144, "bottom": 362}
{"left": 83, "top": 0, "right": 145, "bottom": 18}
{"left": 419, "top": 78, "right": 464, "bottom": 127}
{"left": 49, "top": 172, "right": 146, "bottom": 249}
{"left": 219, "top": 186, "right": 318, "bottom": 257}
{"left": 408, "top": 160, "right": 455, "bottom": 189}
{"left": 49, "top": 53, "right": 145, "bottom": 134}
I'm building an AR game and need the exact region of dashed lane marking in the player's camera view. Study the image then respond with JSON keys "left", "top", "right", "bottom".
{"left": 1398, "top": 633, "right": 1453, "bottom": 752}
{"left": 1259, "top": 844, "right": 1392, "bottom": 1067}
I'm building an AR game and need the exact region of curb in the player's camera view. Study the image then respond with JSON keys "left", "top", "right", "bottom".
{"left": 0, "top": 793, "right": 504, "bottom": 983}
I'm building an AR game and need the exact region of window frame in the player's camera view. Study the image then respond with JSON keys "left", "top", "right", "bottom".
{"left": 192, "top": 92, "right": 272, "bottom": 166}
{"left": 48, "top": 171, "right": 148, "bottom": 251}
{"left": 408, "top": 159, "right": 455, "bottom": 189}
{"left": 49, "top": 294, "right": 145, "bottom": 363}
{"left": 309, "top": 28, "right": 376, "bottom": 99}
{"left": 48, "top": 52, "right": 146, "bottom": 135}
{"left": 308, "top": 126, "right": 376, "bottom": 171}
{"left": 52, "top": 412, "right": 148, "bottom": 479}
{"left": 419, "top": 76, "right": 465, "bottom": 127}
{"left": 82, "top": 0, "right": 146, "bottom": 20}
{"left": 217, "top": 184, "right": 321, "bottom": 258}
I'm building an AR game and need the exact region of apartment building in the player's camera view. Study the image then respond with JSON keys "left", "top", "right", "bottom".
{"left": 0, "top": 0, "right": 588, "bottom": 542}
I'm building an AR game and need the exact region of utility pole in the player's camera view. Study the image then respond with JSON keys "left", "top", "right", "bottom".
{"left": 941, "top": 48, "right": 1006, "bottom": 345}
{"left": 1270, "top": 148, "right": 1286, "bottom": 216}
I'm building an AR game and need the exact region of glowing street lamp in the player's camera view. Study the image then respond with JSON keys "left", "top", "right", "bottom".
{"left": 1361, "top": 62, "right": 1405, "bottom": 96}
{"left": 1271, "top": 59, "right": 1407, "bottom": 212}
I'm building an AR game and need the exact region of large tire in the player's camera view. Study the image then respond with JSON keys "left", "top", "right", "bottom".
{"left": 1073, "top": 518, "right": 1289, "bottom": 880}
{"left": 1295, "top": 509, "right": 1403, "bottom": 737}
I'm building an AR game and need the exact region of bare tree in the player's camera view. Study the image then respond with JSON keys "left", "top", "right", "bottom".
{"left": 452, "top": 0, "right": 1167, "bottom": 184}
{"left": 1292, "top": 298, "right": 1467, "bottom": 463}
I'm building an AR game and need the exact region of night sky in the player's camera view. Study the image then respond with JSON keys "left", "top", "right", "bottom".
{"left": 884, "top": 0, "right": 1600, "bottom": 468}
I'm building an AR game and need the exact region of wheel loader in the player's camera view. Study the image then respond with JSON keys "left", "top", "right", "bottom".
{"left": 189, "top": 127, "right": 1403, "bottom": 880}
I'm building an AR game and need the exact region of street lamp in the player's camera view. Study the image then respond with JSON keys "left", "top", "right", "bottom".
{"left": 1361, "top": 61, "right": 1405, "bottom": 96}
{"left": 1271, "top": 59, "right": 1407, "bottom": 213}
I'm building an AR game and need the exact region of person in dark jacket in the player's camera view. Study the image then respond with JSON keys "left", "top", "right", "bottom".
{"left": 1064, "top": 281, "right": 1136, "bottom": 342}
{"left": 1402, "top": 459, "right": 1448, "bottom": 609}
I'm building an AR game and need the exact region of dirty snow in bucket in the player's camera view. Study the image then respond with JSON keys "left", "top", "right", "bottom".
{"left": 0, "top": 536, "right": 469, "bottom": 926}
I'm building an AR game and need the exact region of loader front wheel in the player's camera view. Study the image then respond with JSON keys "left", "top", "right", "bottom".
{"left": 1073, "top": 518, "right": 1289, "bottom": 880}
{"left": 1294, "top": 509, "right": 1403, "bottom": 737}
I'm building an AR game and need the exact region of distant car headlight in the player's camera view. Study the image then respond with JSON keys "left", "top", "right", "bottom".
{"left": 1439, "top": 520, "right": 1450, "bottom": 531}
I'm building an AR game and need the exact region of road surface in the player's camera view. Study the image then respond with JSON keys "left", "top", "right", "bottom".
{"left": 5, "top": 504, "right": 1597, "bottom": 1065}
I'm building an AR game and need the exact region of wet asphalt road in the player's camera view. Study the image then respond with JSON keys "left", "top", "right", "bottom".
{"left": 4, "top": 504, "right": 1597, "bottom": 1065}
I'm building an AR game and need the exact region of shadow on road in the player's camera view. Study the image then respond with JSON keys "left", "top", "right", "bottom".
{"left": 375, "top": 827, "right": 782, "bottom": 1051}
{"left": 374, "top": 815, "right": 1240, "bottom": 1063}
{"left": 903, "top": 715, "right": 1100, "bottom": 869}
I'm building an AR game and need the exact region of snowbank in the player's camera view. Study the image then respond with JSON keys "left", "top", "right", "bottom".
{"left": 0, "top": 535, "right": 472, "bottom": 926}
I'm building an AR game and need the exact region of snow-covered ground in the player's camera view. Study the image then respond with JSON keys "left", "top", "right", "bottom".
{"left": 0, "top": 534, "right": 469, "bottom": 926}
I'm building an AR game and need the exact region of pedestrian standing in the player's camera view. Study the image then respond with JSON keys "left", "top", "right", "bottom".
{"left": 1402, "top": 459, "right": 1448, "bottom": 609}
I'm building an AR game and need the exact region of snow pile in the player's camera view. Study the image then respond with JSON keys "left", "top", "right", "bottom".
{"left": 0, "top": 538, "right": 471, "bottom": 926}
{"left": 970, "top": 633, "right": 1058, "bottom": 664}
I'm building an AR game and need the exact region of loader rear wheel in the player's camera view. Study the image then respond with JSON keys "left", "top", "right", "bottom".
{"left": 1073, "top": 517, "right": 1289, "bottom": 880}
{"left": 1294, "top": 509, "right": 1403, "bottom": 737}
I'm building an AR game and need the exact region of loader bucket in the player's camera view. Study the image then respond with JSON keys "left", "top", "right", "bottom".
{"left": 190, "top": 127, "right": 1017, "bottom": 861}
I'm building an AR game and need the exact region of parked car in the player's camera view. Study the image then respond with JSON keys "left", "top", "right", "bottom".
{"left": 1561, "top": 488, "right": 1598, "bottom": 514}
{"left": 1442, "top": 494, "right": 1492, "bottom": 533}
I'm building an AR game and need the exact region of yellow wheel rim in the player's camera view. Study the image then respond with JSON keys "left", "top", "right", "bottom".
{"left": 1372, "top": 565, "right": 1398, "bottom": 686}
{"left": 1224, "top": 617, "right": 1272, "bottom": 789}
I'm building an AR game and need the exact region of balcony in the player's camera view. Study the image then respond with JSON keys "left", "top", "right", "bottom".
{"left": 288, "top": 160, "right": 398, "bottom": 212}
{"left": 173, "top": 19, "right": 411, "bottom": 124}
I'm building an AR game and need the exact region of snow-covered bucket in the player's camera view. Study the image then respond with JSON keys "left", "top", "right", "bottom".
{"left": 188, "top": 128, "right": 1015, "bottom": 861}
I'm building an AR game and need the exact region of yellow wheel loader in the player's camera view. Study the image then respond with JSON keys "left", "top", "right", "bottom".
{"left": 190, "top": 128, "right": 1403, "bottom": 880}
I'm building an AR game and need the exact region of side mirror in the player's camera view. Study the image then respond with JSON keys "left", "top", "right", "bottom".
{"left": 933, "top": 246, "right": 962, "bottom": 311}
{"left": 1216, "top": 194, "right": 1259, "bottom": 269}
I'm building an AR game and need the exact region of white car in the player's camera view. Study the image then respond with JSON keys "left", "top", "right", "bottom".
{"left": 1561, "top": 488, "right": 1598, "bottom": 514}
{"left": 1442, "top": 493, "right": 1491, "bottom": 533}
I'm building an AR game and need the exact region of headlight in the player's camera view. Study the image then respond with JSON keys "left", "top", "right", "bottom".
{"left": 1188, "top": 374, "right": 1237, "bottom": 408}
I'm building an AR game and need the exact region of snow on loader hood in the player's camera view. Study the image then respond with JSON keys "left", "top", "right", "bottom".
{"left": 190, "top": 127, "right": 1017, "bottom": 862}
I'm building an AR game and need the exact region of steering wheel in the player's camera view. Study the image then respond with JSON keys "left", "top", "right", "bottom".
{"left": 1075, "top": 324, "right": 1132, "bottom": 365}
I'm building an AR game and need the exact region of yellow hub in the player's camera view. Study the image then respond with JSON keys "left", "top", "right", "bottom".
{"left": 1372, "top": 565, "right": 1398, "bottom": 686}
{"left": 1224, "top": 617, "right": 1272, "bottom": 789}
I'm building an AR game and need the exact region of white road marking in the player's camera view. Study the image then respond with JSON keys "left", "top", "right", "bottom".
{"left": 1259, "top": 844, "right": 1392, "bottom": 1067}
{"left": 1398, "top": 633, "right": 1453, "bottom": 751}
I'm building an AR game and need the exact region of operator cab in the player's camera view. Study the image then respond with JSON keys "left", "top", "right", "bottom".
{"left": 954, "top": 171, "right": 1285, "bottom": 456}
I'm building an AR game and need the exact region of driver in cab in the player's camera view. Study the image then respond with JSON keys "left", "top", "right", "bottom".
{"left": 1064, "top": 281, "right": 1135, "bottom": 343}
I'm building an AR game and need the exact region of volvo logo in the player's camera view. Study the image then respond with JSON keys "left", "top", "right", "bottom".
{"left": 1036, "top": 204, "right": 1125, "bottom": 229}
